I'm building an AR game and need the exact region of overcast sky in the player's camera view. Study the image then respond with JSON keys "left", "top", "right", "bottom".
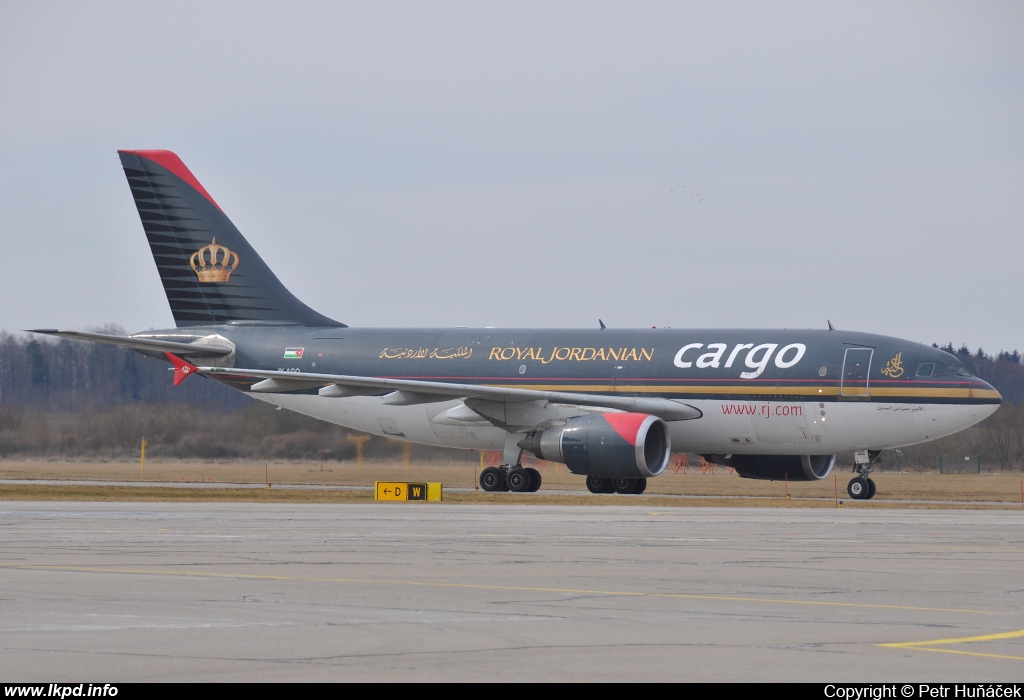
{"left": 1, "top": 1, "right": 1021, "bottom": 352}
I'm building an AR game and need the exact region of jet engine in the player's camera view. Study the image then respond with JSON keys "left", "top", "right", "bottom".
{"left": 523, "top": 413, "right": 671, "bottom": 478}
{"left": 714, "top": 454, "right": 836, "bottom": 481}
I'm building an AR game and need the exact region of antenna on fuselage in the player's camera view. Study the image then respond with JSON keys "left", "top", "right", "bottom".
{"left": 827, "top": 320, "right": 835, "bottom": 331}
{"left": 599, "top": 319, "right": 607, "bottom": 330}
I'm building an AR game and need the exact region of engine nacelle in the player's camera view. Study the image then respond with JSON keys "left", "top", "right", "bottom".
{"left": 525, "top": 413, "right": 671, "bottom": 478}
{"left": 718, "top": 454, "right": 836, "bottom": 481}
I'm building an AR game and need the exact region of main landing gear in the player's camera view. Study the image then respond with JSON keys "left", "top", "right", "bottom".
{"left": 481, "top": 433, "right": 543, "bottom": 493}
{"left": 479, "top": 464, "right": 542, "bottom": 493}
{"left": 479, "top": 433, "right": 647, "bottom": 496}
{"left": 586, "top": 475, "right": 647, "bottom": 495}
{"left": 847, "top": 449, "right": 880, "bottom": 500}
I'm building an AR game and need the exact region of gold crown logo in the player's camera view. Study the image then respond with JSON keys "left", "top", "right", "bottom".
{"left": 189, "top": 238, "right": 240, "bottom": 283}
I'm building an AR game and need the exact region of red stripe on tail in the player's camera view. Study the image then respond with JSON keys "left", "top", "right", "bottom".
{"left": 119, "top": 150, "right": 223, "bottom": 213}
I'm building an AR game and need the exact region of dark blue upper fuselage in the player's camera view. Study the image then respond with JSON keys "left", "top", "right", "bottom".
{"left": 133, "top": 325, "right": 1001, "bottom": 406}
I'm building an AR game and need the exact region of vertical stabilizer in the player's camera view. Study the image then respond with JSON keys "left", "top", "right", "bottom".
{"left": 118, "top": 150, "right": 343, "bottom": 328}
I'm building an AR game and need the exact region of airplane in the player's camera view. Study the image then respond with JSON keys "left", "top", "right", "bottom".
{"left": 30, "top": 150, "right": 1002, "bottom": 499}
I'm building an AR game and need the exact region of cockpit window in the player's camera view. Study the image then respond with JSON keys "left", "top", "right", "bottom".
{"left": 916, "top": 363, "right": 934, "bottom": 377}
{"left": 951, "top": 365, "right": 973, "bottom": 378}
{"left": 933, "top": 364, "right": 950, "bottom": 377}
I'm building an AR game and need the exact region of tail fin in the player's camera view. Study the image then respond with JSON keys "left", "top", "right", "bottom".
{"left": 118, "top": 150, "right": 343, "bottom": 328}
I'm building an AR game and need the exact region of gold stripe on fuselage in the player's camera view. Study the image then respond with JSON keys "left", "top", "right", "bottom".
{"left": 481, "top": 384, "right": 1001, "bottom": 401}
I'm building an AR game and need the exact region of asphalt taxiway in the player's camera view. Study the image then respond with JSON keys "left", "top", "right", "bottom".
{"left": 1, "top": 502, "right": 1022, "bottom": 681}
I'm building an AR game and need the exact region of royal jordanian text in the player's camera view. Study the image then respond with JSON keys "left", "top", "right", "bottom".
{"left": 489, "top": 347, "right": 654, "bottom": 363}
{"left": 823, "top": 686, "right": 1022, "bottom": 699}
{"left": 4, "top": 685, "right": 118, "bottom": 698}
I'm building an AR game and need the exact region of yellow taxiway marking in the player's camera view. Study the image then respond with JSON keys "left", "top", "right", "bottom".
{"left": 0, "top": 563, "right": 995, "bottom": 615}
{"left": 878, "top": 629, "right": 1024, "bottom": 661}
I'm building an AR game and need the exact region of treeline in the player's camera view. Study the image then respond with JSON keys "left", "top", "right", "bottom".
{"left": 932, "top": 342, "right": 1023, "bottom": 404}
{"left": 0, "top": 329, "right": 454, "bottom": 462}
{"left": 0, "top": 399, "right": 452, "bottom": 462}
{"left": 0, "top": 327, "right": 247, "bottom": 411}
{"left": 0, "top": 330, "right": 1021, "bottom": 469}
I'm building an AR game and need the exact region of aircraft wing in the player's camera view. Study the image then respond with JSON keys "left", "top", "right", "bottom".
{"left": 28, "top": 329, "right": 233, "bottom": 357}
{"left": 194, "top": 363, "right": 702, "bottom": 422}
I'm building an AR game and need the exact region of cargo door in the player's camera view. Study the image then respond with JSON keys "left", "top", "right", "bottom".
{"left": 840, "top": 347, "right": 874, "bottom": 399}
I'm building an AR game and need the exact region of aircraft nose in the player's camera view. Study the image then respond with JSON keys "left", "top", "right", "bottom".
{"left": 974, "top": 377, "right": 1002, "bottom": 404}
{"left": 969, "top": 376, "right": 1002, "bottom": 422}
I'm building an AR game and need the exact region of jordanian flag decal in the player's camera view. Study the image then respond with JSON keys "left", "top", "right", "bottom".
{"left": 283, "top": 347, "right": 304, "bottom": 359}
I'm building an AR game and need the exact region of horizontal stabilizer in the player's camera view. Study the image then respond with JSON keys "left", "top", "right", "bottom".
{"left": 27, "top": 329, "right": 233, "bottom": 357}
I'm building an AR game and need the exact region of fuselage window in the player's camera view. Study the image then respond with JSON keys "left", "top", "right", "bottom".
{"left": 933, "top": 364, "right": 950, "bottom": 377}
{"left": 916, "top": 363, "right": 935, "bottom": 377}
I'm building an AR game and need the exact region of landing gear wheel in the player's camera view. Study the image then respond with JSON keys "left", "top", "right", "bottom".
{"left": 507, "top": 466, "right": 532, "bottom": 492}
{"left": 525, "top": 467, "right": 542, "bottom": 492}
{"left": 634, "top": 478, "right": 647, "bottom": 495}
{"left": 480, "top": 466, "right": 507, "bottom": 492}
{"left": 851, "top": 449, "right": 879, "bottom": 500}
{"left": 586, "top": 475, "right": 615, "bottom": 494}
{"left": 613, "top": 477, "right": 637, "bottom": 495}
{"left": 847, "top": 477, "right": 869, "bottom": 500}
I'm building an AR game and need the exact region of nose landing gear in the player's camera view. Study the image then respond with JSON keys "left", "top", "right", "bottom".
{"left": 847, "top": 449, "right": 881, "bottom": 500}
{"left": 847, "top": 476, "right": 876, "bottom": 500}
